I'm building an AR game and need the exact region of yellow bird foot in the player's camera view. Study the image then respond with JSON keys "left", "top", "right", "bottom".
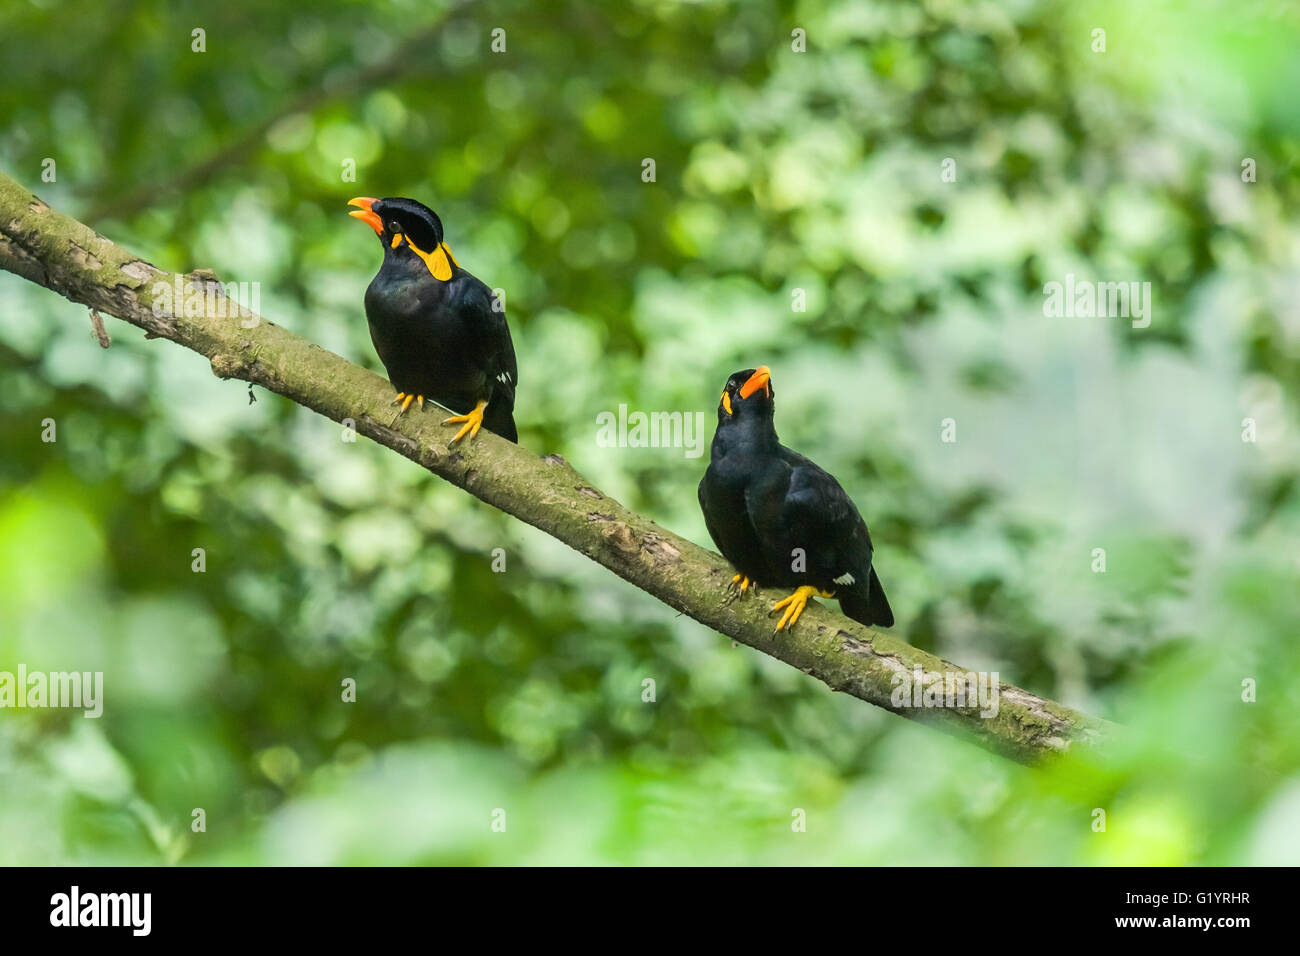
{"left": 729, "top": 573, "right": 752, "bottom": 596}
{"left": 771, "top": 585, "right": 833, "bottom": 632}
{"left": 443, "top": 398, "right": 488, "bottom": 444}
{"left": 388, "top": 392, "right": 424, "bottom": 426}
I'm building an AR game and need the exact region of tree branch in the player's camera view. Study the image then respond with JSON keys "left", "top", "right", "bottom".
{"left": 0, "top": 171, "right": 1116, "bottom": 765}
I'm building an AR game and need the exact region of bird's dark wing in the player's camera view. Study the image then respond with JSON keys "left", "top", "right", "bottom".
{"left": 491, "top": 310, "right": 518, "bottom": 404}
{"left": 779, "top": 452, "right": 892, "bottom": 625}
{"left": 700, "top": 469, "right": 769, "bottom": 580}
{"left": 458, "top": 277, "right": 518, "bottom": 440}
{"left": 698, "top": 477, "right": 724, "bottom": 554}
{"left": 457, "top": 277, "right": 516, "bottom": 387}
{"left": 749, "top": 451, "right": 875, "bottom": 593}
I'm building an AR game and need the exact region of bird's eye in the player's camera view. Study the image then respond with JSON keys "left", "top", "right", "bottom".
{"left": 387, "top": 220, "right": 402, "bottom": 234}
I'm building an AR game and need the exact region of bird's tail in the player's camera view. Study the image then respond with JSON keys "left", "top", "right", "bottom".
{"left": 484, "top": 400, "right": 518, "bottom": 443}
{"left": 840, "top": 567, "right": 893, "bottom": 628}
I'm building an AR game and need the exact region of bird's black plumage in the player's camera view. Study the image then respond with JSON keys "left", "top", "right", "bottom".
{"left": 698, "top": 367, "right": 893, "bottom": 630}
{"left": 349, "top": 196, "right": 517, "bottom": 442}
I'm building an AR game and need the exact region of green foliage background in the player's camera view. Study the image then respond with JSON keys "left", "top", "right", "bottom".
{"left": 1, "top": 0, "right": 1297, "bottom": 864}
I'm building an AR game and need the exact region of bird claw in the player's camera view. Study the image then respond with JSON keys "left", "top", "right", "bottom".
{"left": 771, "top": 585, "right": 828, "bottom": 632}
{"left": 443, "top": 398, "right": 488, "bottom": 444}
{"left": 728, "top": 573, "right": 752, "bottom": 596}
{"left": 720, "top": 573, "right": 754, "bottom": 609}
{"left": 388, "top": 392, "right": 423, "bottom": 427}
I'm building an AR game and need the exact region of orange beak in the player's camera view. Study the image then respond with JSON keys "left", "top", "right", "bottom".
{"left": 738, "top": 365, "right": 772, "bottom": 399}
{"left": 347, "top": 197, "right": 383, "bottom": 235}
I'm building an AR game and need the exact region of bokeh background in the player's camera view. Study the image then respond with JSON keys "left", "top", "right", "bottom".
{"left": 1, "top": 0, "right": 1297, "bottom": 865}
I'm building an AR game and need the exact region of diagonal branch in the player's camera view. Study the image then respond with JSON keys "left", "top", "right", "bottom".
{"left": 0, "top": 171, "right": 1116, "bottom": 765}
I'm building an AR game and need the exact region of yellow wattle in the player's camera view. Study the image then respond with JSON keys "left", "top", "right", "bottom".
{"left": 406, "top": 239, "right": 454, "bottom": 281}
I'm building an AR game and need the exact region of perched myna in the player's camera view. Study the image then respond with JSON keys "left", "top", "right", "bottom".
{"left": 698, "top": 366, "right": 894, "bottom": 631}
{"left": 348, "top": 196, "right": 517, "bottom": 442}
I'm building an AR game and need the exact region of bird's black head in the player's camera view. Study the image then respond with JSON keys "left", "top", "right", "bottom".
{"left": 717, "top": 366, "right": 774, "bottom": 424}
{"left": 349, "top": 196, "right": 443, "bottom": 247}
{"left": 348, "top": 196, "right": 457, "bottom": 279}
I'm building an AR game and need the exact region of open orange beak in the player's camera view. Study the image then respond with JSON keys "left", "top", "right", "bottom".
{"left": 347, "top": 197, "right": 383, "bottom": 235}
{"left": 738, "top": 365, "right": 772, "bottom": 399}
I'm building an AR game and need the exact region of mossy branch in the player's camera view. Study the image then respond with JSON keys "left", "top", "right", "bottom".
{"left": 0, "top": 171, "right": 1116, "bottom": 765}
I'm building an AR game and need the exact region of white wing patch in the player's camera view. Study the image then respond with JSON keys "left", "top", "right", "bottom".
{"left": 497, "top": 371, "right": 512, "bottom": 384}
{"left": 833, "top": 572, "right": 855, "bottom": 586}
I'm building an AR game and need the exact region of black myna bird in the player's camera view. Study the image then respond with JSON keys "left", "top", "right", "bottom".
{"left": 348, "top": 196, "right": 517, "bottom": 442}
{"left": 698, "top": 366, "right": 894, "bottom": 631}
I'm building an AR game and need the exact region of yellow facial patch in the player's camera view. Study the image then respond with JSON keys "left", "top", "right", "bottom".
{"left": 391, "top": 233, "right": 402, "bottom": 249}
{"left": 721, "top": 391, "right": 733, "bottom": 415}
{"left": 406, "top": 238, "right": 455, "bottom": 281}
